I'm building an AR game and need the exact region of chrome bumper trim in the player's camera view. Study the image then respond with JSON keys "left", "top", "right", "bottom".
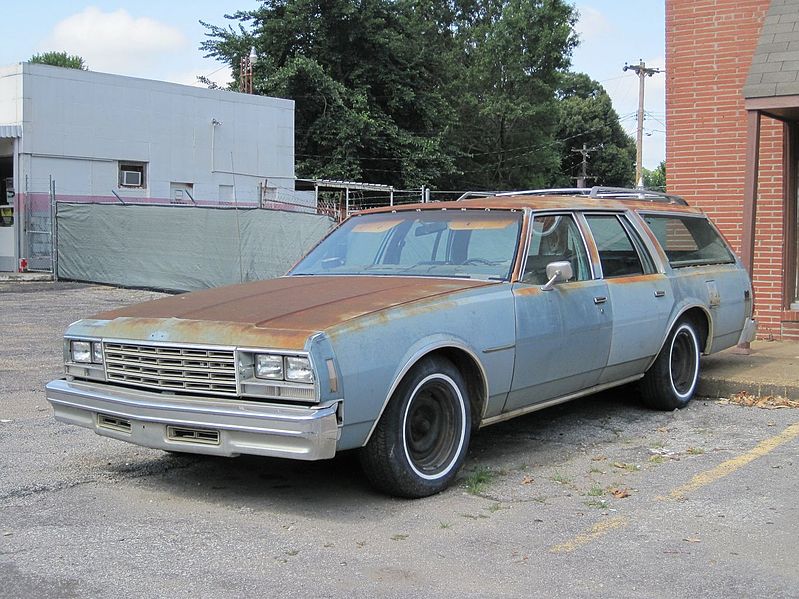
{"left": 45, "top": 379, "right": 340, "bottom": 460}
{"left": 737, "top": 318, "right": 757, "bottom": 345}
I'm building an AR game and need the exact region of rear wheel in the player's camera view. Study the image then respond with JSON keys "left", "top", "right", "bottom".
{"left": 359, "top": 356, "right": 471, "bottom": 498}
{"left": 640, "top": 319, "right": 701, "bottom": 410}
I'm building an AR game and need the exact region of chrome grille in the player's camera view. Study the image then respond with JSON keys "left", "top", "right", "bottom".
{"left": 104, "top": 342, "right": 237, "bottom": 396}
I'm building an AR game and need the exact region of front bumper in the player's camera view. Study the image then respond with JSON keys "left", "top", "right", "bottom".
{"left": 45, "top": 379, "right": 340, "bottom": 460}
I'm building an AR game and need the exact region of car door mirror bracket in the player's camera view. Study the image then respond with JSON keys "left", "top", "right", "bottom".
{"left": 541, "top": 261, "right": 573, "bottom": 291}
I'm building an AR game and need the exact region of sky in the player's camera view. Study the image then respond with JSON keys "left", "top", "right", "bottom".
{"left": 1, "top": 1, "right": 666, "bottom": 170}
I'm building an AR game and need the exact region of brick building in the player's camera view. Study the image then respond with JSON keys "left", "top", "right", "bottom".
{"left": 667, "top": 0, "right": 799, "bottom": 340}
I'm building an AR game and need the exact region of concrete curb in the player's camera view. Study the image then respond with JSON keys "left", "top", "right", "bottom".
{"left": 696, "top": 377, "right": 799, "bottom": 401}
{"left": 0, "top": 273, "right": 54, "bottom": 282}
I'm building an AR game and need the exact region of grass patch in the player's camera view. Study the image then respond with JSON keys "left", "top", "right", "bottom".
{"left": 586, "top": 484, "right": 605, "bottom": 497}
{"left": 550, "top": 470, "right": 571, "bottom": 485}
{"left": 686, "top": 447, "right": 705, "bottom": 455}
{"left": 464, "top": 466, "right": 495, "bottom": 495}
{"left": 649, "top": 454, "right": 666, "bottom": 464}
{"left": 584, "top": 498, "right": 608, "bottom": 509}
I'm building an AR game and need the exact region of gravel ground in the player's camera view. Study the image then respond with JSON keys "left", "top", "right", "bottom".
{"left": 1, "top": 281, "right": 797, "bottom": 598}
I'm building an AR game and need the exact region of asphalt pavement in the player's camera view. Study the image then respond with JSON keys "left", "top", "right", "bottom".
{"left": 1, "top": 281, "right": 797, "bottom": 598}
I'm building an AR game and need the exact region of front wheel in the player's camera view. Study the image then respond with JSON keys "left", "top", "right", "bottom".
{"left": 640, "top": 319, "right": 701, "bottom": 410}
{"left": 359, "top": 356, "right": 471, "bottom": 498}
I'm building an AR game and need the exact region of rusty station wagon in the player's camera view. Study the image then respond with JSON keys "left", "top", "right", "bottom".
{"left": 46, "top": 187, "right": 756, "bottom": 497}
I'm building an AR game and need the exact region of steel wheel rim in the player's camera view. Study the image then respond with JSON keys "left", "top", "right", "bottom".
{"left": 670, "top": 328, "right": 697, "bottom": 396}
{"left": 403, "top": 375, "right": 465, "bottom": 479}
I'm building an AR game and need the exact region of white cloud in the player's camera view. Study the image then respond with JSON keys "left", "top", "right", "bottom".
{"left": 575, "top": 5, "right": 614, "bottom": 42}
{"left": 39, "top": 7, "right": 188, "bottom": 76}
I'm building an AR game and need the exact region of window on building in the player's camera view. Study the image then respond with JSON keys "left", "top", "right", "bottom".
{"left": 118, "top": 162, "right": 147, "bottom": 188}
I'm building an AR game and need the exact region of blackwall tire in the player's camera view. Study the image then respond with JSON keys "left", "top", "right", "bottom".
{"left": 359, "top": 356, "right": 471, "bottom": 498}
{"left": 640, "top": 319, "right": 701, "bottom": 411}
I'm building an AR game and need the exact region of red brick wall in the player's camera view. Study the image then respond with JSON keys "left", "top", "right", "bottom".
{"left": 666, "top": 0, "right": 795, "bottom": 339}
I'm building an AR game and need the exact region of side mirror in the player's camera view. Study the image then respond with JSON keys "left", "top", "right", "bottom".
{"left": 541, "top": 261, "right": 573, "bottom": 291}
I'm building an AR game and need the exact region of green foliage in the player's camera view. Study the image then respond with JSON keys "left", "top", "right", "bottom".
{"left": 440, "top": 0, "right": 579, "bottom": 190}
{"left": 29, "top": 51, "right": 87, "bottom": 70}
{"left": 642, "top": 160, "right": 666, "bottom": 191}
{"left": 201, "top": 1, "right": 629, "bottom": 191}
{"left": 554, "top": 72, "right": 636, "bottom": 187}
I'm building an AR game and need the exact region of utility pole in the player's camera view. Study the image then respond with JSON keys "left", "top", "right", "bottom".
{"left": 239, "top": 47, "right": 257, "bottom": 94}
{"left": 571, "top": 143, "right": 600, "bottom": 188}
{"left": 623, "top": 59, "right": 663, "bottom": 187}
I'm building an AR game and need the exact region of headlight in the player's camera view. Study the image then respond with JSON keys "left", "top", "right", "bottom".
{"left": 69, "top": 339, "right": 104, "bottom": 364}
{"left": 71, "top": 341, "right": 92, "bottom": 363}
{"left": 285, "top": 356, "right": 314, "bottom": 383}
{"left": 255, "top": 354, "right": 283, "bottom": 379}
{"left": 92, "top": 342, "right": 104, "bottom": 364}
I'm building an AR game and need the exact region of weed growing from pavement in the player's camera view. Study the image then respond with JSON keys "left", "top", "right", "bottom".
{"left": 584, "top": 498, "right": 608, "bottom": 509}
{"left": 686, "top": 447, "right": 705, "bottom": 455}
{"left": 649, "top": 455, "right": 666, "bottom": 464}
{"left": 465, "top": 466, "right": 495, "bottom": 494}
{"left": 439, "top": 522, "right": 451, "bottom": 529}
{"left": 586, "top": 484, "right": 605, "bottom": 497}
{"left": 391, "top": 534, "right": 408, "bottom": 541}
{"left": 550, "top": 470, "right": 571, "bottom": 485}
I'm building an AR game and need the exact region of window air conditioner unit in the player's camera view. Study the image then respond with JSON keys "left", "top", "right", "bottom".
{"left": 121, "top": 170, "right": 142, "bottom": 186}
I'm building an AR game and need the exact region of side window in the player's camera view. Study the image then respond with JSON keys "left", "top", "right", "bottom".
{"left": 585, "top": 214, "right": 645, "bottom": 278}
{"left": 523, "top": 214, "right": 591, "bottom": 284}
{"left": 642, "top": 214, "right": 735, "bottom": 267}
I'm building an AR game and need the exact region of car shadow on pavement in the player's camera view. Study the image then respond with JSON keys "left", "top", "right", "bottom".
{"left": 112, "top": 385, "right": 659, "bottom": 515}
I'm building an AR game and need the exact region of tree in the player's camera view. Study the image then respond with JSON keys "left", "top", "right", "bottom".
{"left": 553, "top": 72, "right": 636, "bottom": 188}
{"left": 642, "top": 160, "right": 666, "bottom": 191}
{"left": 438, "top": 0, "right": 579, "bottom": 190}
{"left": 29, "top": 51, "right": 87, "bottom": 70}
{"left": 201, "top": 0, "right": 457, "bottom": 188}
{"left": 201, "top": 0, "right": 578, "bottom": 190}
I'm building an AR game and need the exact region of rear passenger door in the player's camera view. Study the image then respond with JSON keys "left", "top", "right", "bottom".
{"left": 583, "top": 213, "right": 673, "bottom": 384}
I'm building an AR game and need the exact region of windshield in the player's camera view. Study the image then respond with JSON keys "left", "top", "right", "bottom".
{"left": 291, "top": 209, "right": 522, "bottom": 281}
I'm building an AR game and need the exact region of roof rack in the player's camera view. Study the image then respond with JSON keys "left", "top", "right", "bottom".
{"left": 458, "top": 186, "right": 688, "bottom": 206}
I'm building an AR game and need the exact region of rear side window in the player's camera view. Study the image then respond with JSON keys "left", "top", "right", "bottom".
{"left": 642, "top": 214, "right": 735, "bottom": 267}
{"left": 585, "top": 214, "right": 646, "bottom": 278}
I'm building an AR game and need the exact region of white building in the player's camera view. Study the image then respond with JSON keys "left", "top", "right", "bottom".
{"left": 0, "top": 62, "right": 296, "bottom": 272}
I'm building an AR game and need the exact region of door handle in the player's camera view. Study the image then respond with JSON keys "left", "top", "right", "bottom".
{"left": 654, "top": 290, "right": 666, "bottom": 298}
{"left": 593, "top": 296, "right": 607, "bottom": 304}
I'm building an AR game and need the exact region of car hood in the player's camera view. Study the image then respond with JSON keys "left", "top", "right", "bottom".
{"left": 69, "top": 276, "right": 494, "bottom": 350}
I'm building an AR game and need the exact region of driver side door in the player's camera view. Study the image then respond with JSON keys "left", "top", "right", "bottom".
{"left": 504, "top": 213, "right": 612, "bottom": 413}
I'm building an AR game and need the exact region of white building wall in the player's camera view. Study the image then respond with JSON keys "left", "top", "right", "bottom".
{"left": 20, "top": 63, "right": 295, "bottom": 203}
{"left": 0, "top": 65, "right": 22, "bottom": 126}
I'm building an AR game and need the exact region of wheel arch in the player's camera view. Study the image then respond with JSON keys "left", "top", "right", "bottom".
{"left": 362, "top": 341, "right": 488, "bottom": 446}
{"left": 647, "top": 304, "right": 712, "bottom": 372}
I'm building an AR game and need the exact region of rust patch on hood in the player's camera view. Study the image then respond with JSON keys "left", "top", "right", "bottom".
{"left": 81, "top": 276, "right": 494, "bottom": 349}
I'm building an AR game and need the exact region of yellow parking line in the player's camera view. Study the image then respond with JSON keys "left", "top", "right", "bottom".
{"left": 549, "top": 421, "right": 799, "bottom": 554}
{"left": 549, "top": 516, "right": 628, "bottom": 553}
{"left": 669, "top": 421, "right": 799, "bottom": 500}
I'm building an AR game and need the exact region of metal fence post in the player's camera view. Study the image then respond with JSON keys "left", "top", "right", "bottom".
{"left": 50, "top": 177, "right": 58, "bottom": 279}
